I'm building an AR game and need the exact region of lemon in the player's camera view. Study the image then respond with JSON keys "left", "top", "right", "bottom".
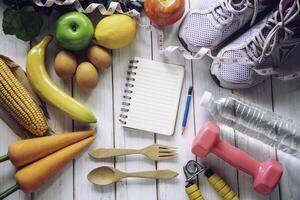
{"left": 94, "top": 14, "right": 137, "bottom": 49}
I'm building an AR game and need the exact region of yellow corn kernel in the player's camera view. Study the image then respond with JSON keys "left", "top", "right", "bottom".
{"left": 0, "top": 59, "right": 48, "bottom": 136}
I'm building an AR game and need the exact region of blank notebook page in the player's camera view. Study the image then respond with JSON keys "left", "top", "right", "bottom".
{"left": 120, "top": 57, "right": 185, "bottom": 136}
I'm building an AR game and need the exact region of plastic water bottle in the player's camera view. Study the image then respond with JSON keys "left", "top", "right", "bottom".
{"left": 200, "top": 91, "right": 300, "bottom": 158}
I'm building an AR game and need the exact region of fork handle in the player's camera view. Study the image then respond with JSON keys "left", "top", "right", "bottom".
{"left": 89, "top": 148, "right": 141, "bottom": 159}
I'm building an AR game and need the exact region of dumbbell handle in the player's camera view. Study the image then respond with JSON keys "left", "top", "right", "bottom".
{"left": 212, "top": 140, "right": 260, "bottom": 177}
{"left": 192, "top": 121, "right": 283, "bottom": 196}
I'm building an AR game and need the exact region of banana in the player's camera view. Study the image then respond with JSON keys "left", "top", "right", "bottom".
{"left": 26, "top": 35, "right": 97, "bottom": 123}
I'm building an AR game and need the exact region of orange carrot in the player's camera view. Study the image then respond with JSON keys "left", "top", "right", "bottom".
{"left": 15, "top": 135, "right": 95, "bottom": 193}
{"left": 8, "top": 129, "right": 95, "bottom": 167}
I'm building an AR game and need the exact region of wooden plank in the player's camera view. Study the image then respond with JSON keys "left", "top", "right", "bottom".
{"left": 153, "top": 58, "right": 196, "bottom": 200}
{"left": 0, "top": 2, "right": 295, "bottom": 199}
{"left": 0, "top": 41, "right": 30, "bottom": 199}
{"left": 192, "top": 59, "right": 239, "bottom": 200}
{"left": 150, "top": 2, "right": 197, "bottom": 198}
{"left": 188, "top": 0, "right": 239, "bottom": 199}
{"left": 33, "top": 13, "right": 73, "bottom": 200}
{"left": 73, "top": 13, "right": 115, "bottom": 200}
{"left": 0, "top": 3, "right": 33, "bottom": 200}
{"left": 73, "top": 66, "right": 115, "bottom": 200}
{"left": 234, "top": 82, "right": 280, "bottom": 200}
{"left": 112, "top": 16, "right": 157, "bottom": 200}
{"left": 272, "top": 46, "right": 300, "bottom": 200}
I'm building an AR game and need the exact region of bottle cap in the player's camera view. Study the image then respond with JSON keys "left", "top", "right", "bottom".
{"left": 199, "top": 91, "right": 213, "bottom": 107}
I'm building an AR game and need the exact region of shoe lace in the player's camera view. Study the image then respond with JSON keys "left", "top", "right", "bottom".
{"left": 246, "top": 0, "right": 300, "bottom": 63}
{"left": 212, "top": 0, "right": 259, "bottom": 25}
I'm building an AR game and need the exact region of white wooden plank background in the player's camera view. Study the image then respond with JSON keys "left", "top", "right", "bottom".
{"left": 0, "top": 1, "right": 299, "bottom": 200}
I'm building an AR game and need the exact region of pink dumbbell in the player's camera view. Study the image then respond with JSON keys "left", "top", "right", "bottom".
{"left": 192, "top": 121, "right": 283, "bottom": 196}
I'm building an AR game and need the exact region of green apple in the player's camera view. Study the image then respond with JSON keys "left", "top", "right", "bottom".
{"left": 55, "top": 12, "right": 94, "bottom": 51}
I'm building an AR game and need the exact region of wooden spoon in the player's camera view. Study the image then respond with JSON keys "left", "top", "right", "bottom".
{"left": 87, "top": 166, "right": 178, "bottom": 186}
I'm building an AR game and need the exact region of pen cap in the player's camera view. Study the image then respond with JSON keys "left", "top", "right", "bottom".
{"left": 199, "top": 91, "right": 213, "bottom": 107}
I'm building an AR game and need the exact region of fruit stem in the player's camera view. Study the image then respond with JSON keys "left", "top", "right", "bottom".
{"left": 0, "top": 154, "right": 9, "bottom": 163}
{"left": 0, "top": 184, "right": 20, "bottom": 199}
{"left": 37, "top": 35, "right": 53, "bottom": 48}
{"left": 161, "top": 0, "right": 175, "bottom": 6}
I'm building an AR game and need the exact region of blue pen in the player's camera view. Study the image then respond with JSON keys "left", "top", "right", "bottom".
{"left": 181, "top": 86, "right": 193, "bottom": 134}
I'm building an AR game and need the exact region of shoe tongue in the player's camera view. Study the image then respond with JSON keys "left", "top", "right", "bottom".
{"left": 281, "top": 0, "right": 295, "bottom": 10}
{"left": 232, "top": 0, "right": 243, "bottom": 5}
{"left": 281, "top": 3, "right": 300, "bottom": 35}
{"left": 261, "top": 6, "right": 295, "bottom": 38}
{"left": 291, "top": 26, "right": 300, "bottom": 37}
{"left": 260, "top": 0, "right": 279, "bottom": 7}
{"left": 289, "top": 15, "right": 300, "bottom": 36}
{"left": 231, "top": 0, "right": 247, "bottom": 9}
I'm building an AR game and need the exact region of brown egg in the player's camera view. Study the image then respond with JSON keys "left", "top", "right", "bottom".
{"left": 54, "top": 50, "right": 77, "bottom": 79}
{"left": 87, "top": 45, "right": 112, "bottom": 70}
{"left": 76, "top": 62, "right": 99, "bottom": 90}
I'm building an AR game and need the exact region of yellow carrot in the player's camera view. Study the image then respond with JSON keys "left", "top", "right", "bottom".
{"left": 8, "top": 129, "right": 95, "bottom": 167}
{"left": 16, "top": 135, "right": 95, "bottom": 193}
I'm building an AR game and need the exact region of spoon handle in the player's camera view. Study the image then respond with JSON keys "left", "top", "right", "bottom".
{"left": 89, "top": 148, "right": 141, "bottom": 159}
{"left": 126, "top": 170, "right": 178, "bottom": 180}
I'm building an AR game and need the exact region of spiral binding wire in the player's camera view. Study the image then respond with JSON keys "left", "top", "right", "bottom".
{"left": 119, "top": 59, "right": 139, "bottom": 125}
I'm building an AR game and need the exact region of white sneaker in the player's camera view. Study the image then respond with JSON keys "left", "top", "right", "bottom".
{"left": 178, "top": 0, "right": 274, "bottom": 53}
{"left": 211, "top": 0, "right": 300, "bottom": 89}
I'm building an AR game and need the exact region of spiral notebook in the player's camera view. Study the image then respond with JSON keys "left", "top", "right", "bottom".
{"left": 119, "top": 57, "right": 185, "bottom": 136}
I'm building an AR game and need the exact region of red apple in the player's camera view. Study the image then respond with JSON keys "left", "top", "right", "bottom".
{"left": 144, "top": 0, "right": 185, "bottom": 26}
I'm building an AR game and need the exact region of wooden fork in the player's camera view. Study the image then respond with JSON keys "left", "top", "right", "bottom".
{"left": 89, "top": 144, "right": 177, "bottom": 161}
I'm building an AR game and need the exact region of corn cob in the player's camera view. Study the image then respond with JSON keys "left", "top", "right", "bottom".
{"left": 0, "top": 59, "right": 48, "bottom": 136}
